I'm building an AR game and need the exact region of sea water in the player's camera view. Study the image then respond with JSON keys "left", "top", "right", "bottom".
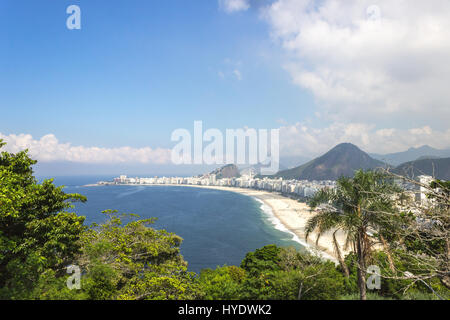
{"left": 46, "top": 176, "right": 304, "bottom": 273}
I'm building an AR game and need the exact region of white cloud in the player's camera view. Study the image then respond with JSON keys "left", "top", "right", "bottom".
{"left": 2, "top": 126, "right": 448, "bottom": 168}
{"left": 233, "top": 69, "right": 243, "bottom": 80}
{"left": 217, "top": 59, "right": 243, "bottom": 80}
{"left": 279, "top": 123, "right": 450, "bottom": 158}
{"left": 219, "top": 0, "right": 250, "bottom": 13}
{"left": 0, "top": 133, "right": 172, "bottom": 164}
{"left": 262, "top": 0, "right": 450, "bottom": 123}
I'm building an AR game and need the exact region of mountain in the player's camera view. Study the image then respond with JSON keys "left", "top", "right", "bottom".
{"left": 370, "top": 145, "right": 450, "bottom": 166}
{"left": 416, "top": 155, "right": 441, "bottom": 161}
{"left": 210, "top": 164, "right": 240, "bottom": 179}
{"left": 279, "top": 155, "right": 312, "bottom": 169}
{"left": 393, "top": 158, "right": 450, "bottom": 180}
{"left": 275, "top": 143, "right": 386, "bottom": 181}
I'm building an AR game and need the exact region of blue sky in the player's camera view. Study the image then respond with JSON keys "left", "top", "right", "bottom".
{"left": 1, "top": 0, "right": 449, "bottom": 175}
{"left": 0, "top": 0, "right": 313, "bottom": 149}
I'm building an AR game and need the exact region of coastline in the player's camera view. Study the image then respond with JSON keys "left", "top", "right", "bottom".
{"left": 87, "top": 183, "right": 348, "bottom": 263}
{"left": 178, "top": 185, "right": 347, "bottom": 263}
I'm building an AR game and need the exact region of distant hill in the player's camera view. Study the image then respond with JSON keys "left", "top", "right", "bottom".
{"left": 275, "top": 143, "right": 386, "bottom": 181}
{"left": 210, "top": 164, "right": 240, "bottom": 179}
{"left": 393, "top": 157, "right": 450, "bottom": 180}
{"left": 416, "top": 155, "right": 441, "bottom": 161}
{"left": 371, "top": 145, "right": 450, "bottom": 166}
{"left": 279, "top": 155, "right": 312, "bottom": 169}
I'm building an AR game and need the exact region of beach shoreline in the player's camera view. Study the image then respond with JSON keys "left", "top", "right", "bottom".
{"left": 87, "top": 183, "right": 348, "bottom": 263}
{"left": 178, "top": 185, "right": 347, "bottom": 263}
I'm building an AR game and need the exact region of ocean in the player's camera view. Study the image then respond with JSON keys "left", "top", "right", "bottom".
{"left": 45, "top": 176, "right": 304, "bottom": 273}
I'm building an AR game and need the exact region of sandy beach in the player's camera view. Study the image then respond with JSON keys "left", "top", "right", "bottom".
{"left": 173, "top": 185, "right": 349, "bottom": 263}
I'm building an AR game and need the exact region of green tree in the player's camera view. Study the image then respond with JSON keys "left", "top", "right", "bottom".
{"left": 76, "top": 211, "right": 202, "bottom": 300}
{"left": 0, "top": 140, "right": 86, "bottom": 299}
{"left": 199, "top": 266, "right": 246, "bottom": 300}
{"left": 0, "top": 140, "right": 201, "bottom": 300}
{"left": 306, "top": 170, "right": 401, "bottom": 300}
{"left": 240, "top": 245, "right": 282, "bottom": 276}
{"left": 237, "top": 246, "right": 345, "bottom": 300}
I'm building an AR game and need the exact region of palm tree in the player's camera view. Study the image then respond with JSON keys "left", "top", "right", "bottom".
{"left": 306, "top": 170, "right": 401, "bottom": 300}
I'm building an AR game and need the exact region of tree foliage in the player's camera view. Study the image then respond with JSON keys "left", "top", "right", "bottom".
{"left": 0, "top": 140, "right": 201, "bottom": 300}
{"left": 78, "top": 211, "right": 201, "bottom": 300}
{"left": 306, "top": 170, "right": 402, "bottom": 300}
{"left": 0, "top": 140, "right": 86, "bottom": 299}
{"left": 200, "top": 246, "right": 346, "bottom": 300}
